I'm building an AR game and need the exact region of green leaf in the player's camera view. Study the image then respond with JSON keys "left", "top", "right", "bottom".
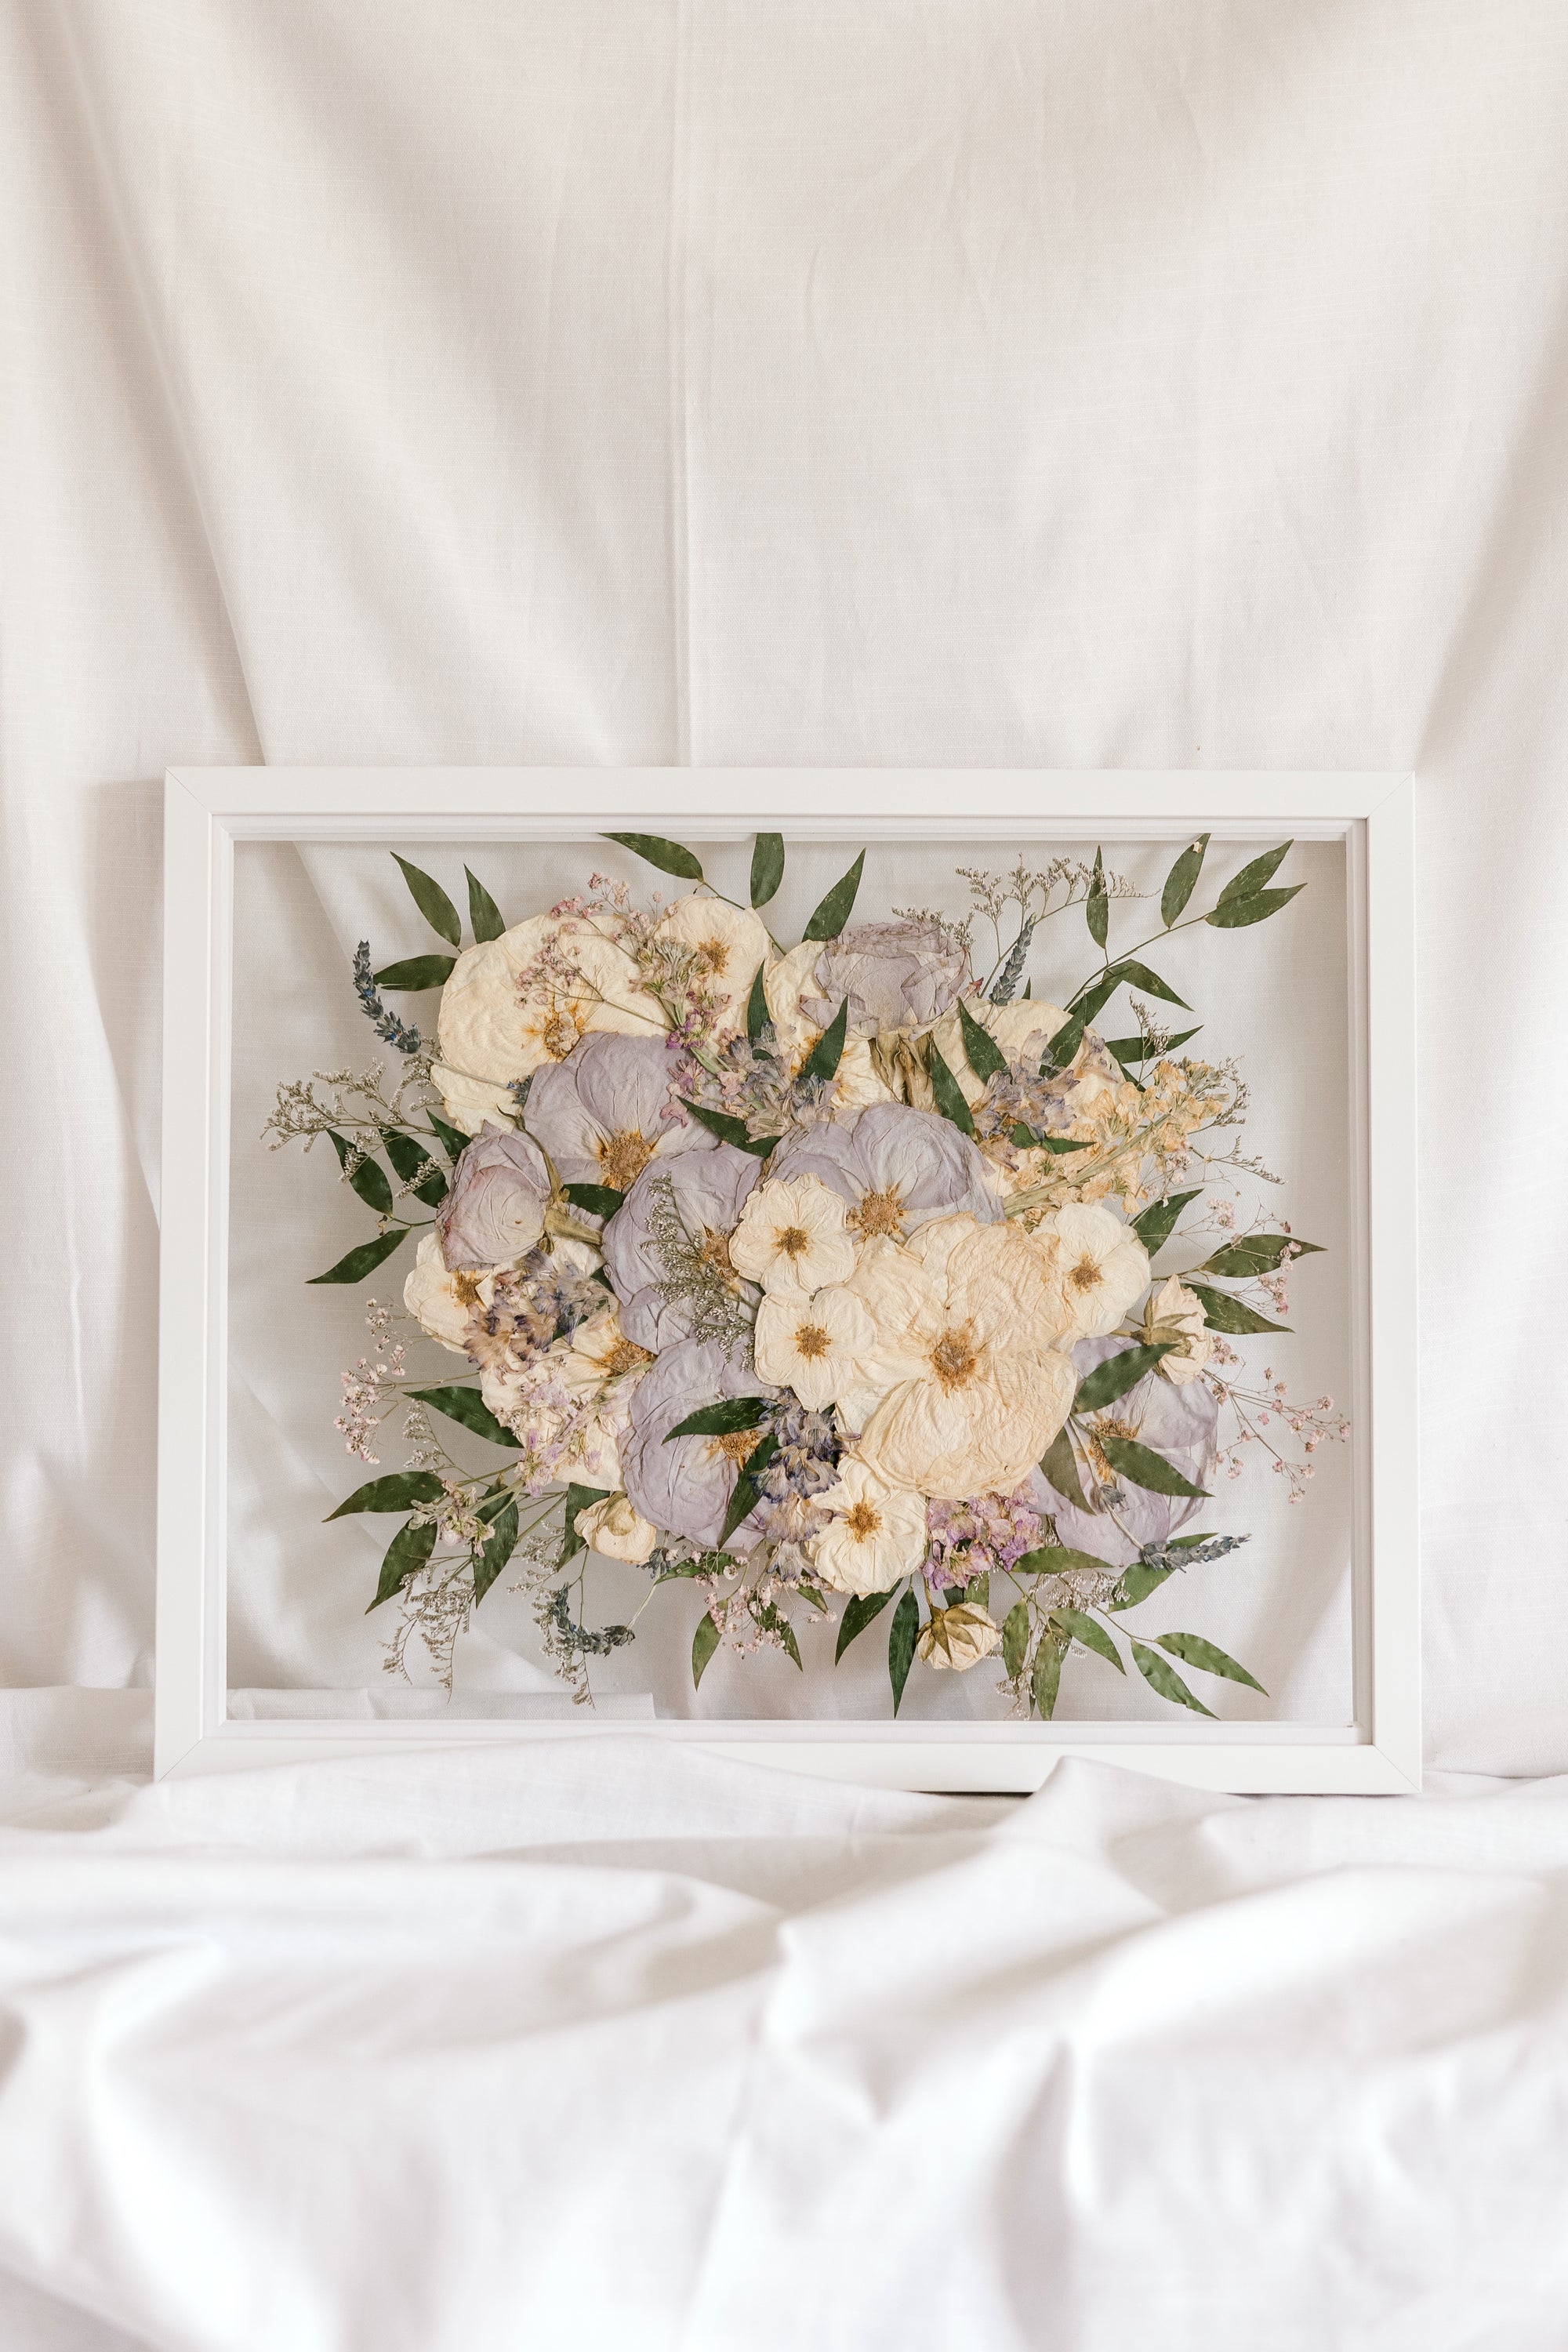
{"left": 927, "top": 1040, "right": 976, "bottom": 1136}
{"left": 1155, "top": 1632, "right": 1266, "bottom": 1693}
{"left": 1199, "top": 1234, "right": 1323, "bottom": 1279}
{"left": 1109, "top": 1560, "right": 1176, "bottom": 1610}
{"left": 746, "top": 961, "right": 770, "bottom": 1046}
{"left": 1038, "top": 1427, "right": 1090, "bottom": 1512}
{"left": 957, "top": 999, "right": 1009, "bottom": 1083}
{"left": 888, "top": 1588, "right": 920, "bottom": 1716}
{"left": 429, "top": 1113, "right": 471, "bottom": 1164}
{"left": 1002, "top": 1600, "right": 1029, "bottom": 1679}
{"left": 602, "top": 832, "right": 703, "bottom": 882}
{"left": 1040, "top": 1136, "right": 1092, "bottom": 1155}
{"left": 563, "top": 1182, "right": 625, "bottom": 1218}
{"left": 750, "top": 833, "right": 785, "bottom": 908}
{"left": 679, "top": 1098, "right": 779, "bottom": 1156}
{"left": 328, "top": 1131, "right": 395, "bottom": 1217}
{"left": 802, "top": 850, "right": 865, "bottom": 942}
{"left": 1218, "top": 841, "right": 1291, "bottom": 906}
{"left": 1051, "top": 1607, "right": 1125, "bottom": 1675}
{"left": 559, "top": 1483, "right": 613, "bottom": 1566}
{"left": 1073, "top": 1345, "right": 1173, "bottom": 1413}
{"left": 800, "top": 998, "right": 848, "bottom": 1085}
{"left": 1087, "top": 848, "right": 1109, "bottom": 948}
{"left": 328, "top": 1471, "right": 445, "bottom": 1520}
{"left": 383, "top": 1128, "right": 447, "bottom": 1204}
{"left": 372, "top": 955, "right": 457, "bottom": 992}
{"left": 308, "top": 1227, "right": 410, "bottom": 1285}
{"left": 1098, "top": 1433, "right": 1209, "bottom": 1500}
{"left": 475, "top": 1487, "right": 514, "bottom": 1523}
{"left": 392, "top": 854, "right": 462, "bottom": 948}
{"left": 367, "top": 1515, "right": 437, "bottom": 1612}
{"left": 407, "top": 1385, "right": 521, "bottom": 1449}
{"left": 835, "top": 1588, "right": 895, "bottom": 1662}
{"left": 465, "top": 868, "right": 505, "bottom": 944}
{"left": 691, "top": 1611, "right": 721, "bottom": 1689}
{"left": 1103, "top": 1027, "right": 1201, "bottom": 1064}
{"left": 779, "top": 1621, "right": 804, "bottom": 1671}
{"left": 1131, "top": 1639, "right": 1215, "bottom": 1717}
{"left": 1032, "top": 1629, "right": 1067, "bottom": 1719}
{"left": 473, "top": 1500, "right": 520, "bottom": 1602}
{"left": 717, "top": 1433, "right": 779, "bottom": 1547}
{"left": 1112, "top": 960, "right": 1189, "bottom": 1009}
{"left": 1014, "top": 1543, "right": 1120, "bottom": 1578}
{"left": 1160, "top": 834, "right": 1209, "bottom": 927}
{"left": 1132, "top": 1189, "right": 1202, "bottom": 1256}
{"left": 1206, "top": 885, "right": 1304, "bottom": 930}
{"left": 1184, "top": 1279, "right": 1290, "bottom": 1335}
{"left": 666, "top": 1396, "right": 769, "bottom": 1442}
{"left": 797, "top": 1580, "right": 830, "bottom": 1613}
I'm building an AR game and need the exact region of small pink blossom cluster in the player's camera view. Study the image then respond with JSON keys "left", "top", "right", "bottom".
{"left": 925, "top": 1486, "right": 1046, "bottom": 1590}
{"left": 334, "top": 1300, "right": 406, "bottom": 1463}
{"left": 1208, "top": 1367, "right": 1350, "bottom": 1503}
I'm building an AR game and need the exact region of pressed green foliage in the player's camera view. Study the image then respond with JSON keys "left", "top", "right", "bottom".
{"left": 465, "top": 868, "right": 505, "bottom": 943}
{"left": 1087, "top": 848, "right": 1109, "bottom": 948}
{"left": 717, "top": 1432, "right": 779, "bottom": 1546}
{"left": 1184, "top": 1279, "right": 1289, "bottom": 1334}
{"left": 603, "top": 832, "right": 704, "bottom": 881}
{"left": 368, "top": 1515, "right": 437, "bottom": 1612}
{"left": 559, "top": 1483, "right": 613, "bottom": 1565}
{"left": 1103, "top": 1026, "right": 1201, "bottom": 1064}
{"left": 1032, "top": 1630, "right": 1067, "bottom": 1719}
{"left": 1073, "top": 1344, "right": 1173, "bottom": 1414}
{"left": 374, "top": 955, "right": 457, "bottom": 992}
{"left": 802, "top": 850, "right": 865, "bottom": 942}
{"left": 666, "top": 1396, "right": 769, "bottom": 1442}
{"left": 957, "top": 999, "right": 1009, "bottom": 1083}
{"left": 680, "top": 1098, "right": 779, "bottom": 1155}
{"left": 1038, "top": 1426, "right": 1089, "bottom": 1512}
{"left": 1098, "top": 1432, "right": 1209, "bottom": 1500}
{"left": 835, "top": 1588, "right": 894, "bottom": 1662}
{"left": 1132, "top": 1188, "right": 1202, "bottom": 1256}
{"left": 429, "top": 1112, "right": 470, "bottom": 1164}
{"left": 887, "top": 1588, "right": 920, "bottom": 1715}
{"left": 1051, "top": 1607, "right": 1125, "bottom": 1674}
{"left": 328, "top": 1470, "right": 444, "bottom": 1520}
{"left": 1207, "top": 885, "right": 1303, "bottom": 930}
{"left": 1218, "top": 841, "right": 1291, "bottom": 906}
{"left": 1112, "top": 959, "right": 1189, "bottom": 1009}
{"left": 1131, "top": 1639, "right": 1214, "bottom": 1717}
{"left": 393, "top": 855, "right": 463, "bottom": 947}
{"left": 1014, "top": 1542, "right": 1118, "bottom": 1578}
{"left": 473, "top": 1501, "right": 520, "bottom": 1602}
{"left": 1109, "top": 1560, "right": 1175, "bottom": 1610}
{"left": 328, "top": 1131, "right": 394, "bottom": 1217}
{"left": 1199, "top": 1234, "right": 1322, "bottom": 1278}
{"left": 563, "top": 1182, "right": 625, "bottom": 1218}
{"left": 927, "top": 1041, "right": 976, "bottom": 1135}
{"left": 1155, "top": 1631, "right": 1266, "bottom": 1693}
{"left": 1160, "top": 833, "right": 1209, "bottom": 927}
{"left": 800, "top": 999, "right": 848, "bottom": 1085}
{"left": 746, "top": 962, "right": 770, "bottom": 1046}
{"left": 383, "top": 1129, "right": 446, "bottom": 1204}
{"left": 750, "top": 833, "right": 786, "bottom": 908}
{"left": 691, "top": 1612, "right": 721, "bottom": 1689}
{"left": 407, "top": 1385, "right": 521, "bottom": 1449}
{"left": 308, "top": 1227, "right": 409, "bottom": 1285}
{"left": 1001, "top": 1600, "right": 1029, "bottom": 1679}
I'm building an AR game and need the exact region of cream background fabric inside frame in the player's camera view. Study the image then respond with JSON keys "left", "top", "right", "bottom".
{"left": 226, "top": 829, "right": 1352, "bottom": 1726}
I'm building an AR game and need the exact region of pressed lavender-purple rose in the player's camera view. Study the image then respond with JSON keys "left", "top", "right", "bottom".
{"left": 799, "top": 918, "right": 972, "bottom": 1036}
{"left": 435, "top": 1123, "right": 551, "bottom": 1271}
{"left": 767, "top": 1102, "right": 1001, "bottom": 1243}
{"left": 619, "top": 1338, "right": 774, "bottom": 1548}
{"left": 603, "top": 1142, "right": 762, "bottom": 1351}
{"left": 524, "top": 1033, "right": 712, "bottom": 1192}
{"left": 1033, "top": 1335, "right": 1219, "bottom": 1566}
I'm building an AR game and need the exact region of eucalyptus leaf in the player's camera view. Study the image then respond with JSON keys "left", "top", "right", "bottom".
{"left": 1109, "top": 1560, "right": 1175, "bottom": 1610}
{"left": 1032, "top": 1629, "right": 1067, "bottom": 1719}
{"left": 383, "top": 1128, "right": 447, "bottom": 1203}
{"left": 1206, "top": 885, "right": 1304, "bottom": 930}
{"left": 1102, "top": 1027, "right": 1201, "bottom": 1063}
{"left": 1131, "top": 1188, "right": 1202, "bottom": 1256}
{"left": 473, "top": 1500, "right": 520, "bottom": 1602}
{"left": 1160, "top": 833, "right": 1209, "bottom": 927}
{"left": 679, "top": 1098, "right": 779, "bottom": 1156}
{"left": 1051, "top": 1607, "right": 1125, "bottom": 1674}
{"left": 957, "top": 999, "right": 1009, "bottom": 1083}
{"left": 888, "top": 1588, "right": 920, "bottom": 1716}
{"left": 368, "top": 1515, "right": 438, "bottom": 1612}
{"left": 602, "top": 832, "right": 704, "bottom": 881}
{"left": 779, "top": 1620, "right": 804, "bottom": 1671}
{"left": 1111, "top": 959, "right": 1189, "bottom": 1009}
{"left": 1131, "top": 1639, "right": 1215, "bottom": 1717}
{"left": 799, "top": 998, "right": 848, "bottom": 1085}
{"left": 328, "top": 1470, "right": 445, "bottom": 1520}
{"left": 372, "top": 955, "right": 458, "bottom": 992}
{"left": 802, "top": 850, "right": 865, "bottom": 942}
{"left": 563, "top": 1182, "right": 625, "bottom": 1218}
{"left": 746, "top": 962, "right": 770, "bottom": 1047}
{"left": 1002, "top": 1600, "right": 1029, "bottom": 1679}
{"left": 665, "top": 1396, "right": 769, "bottom": 1441}
{"left": 407, "top": 1385, "right": 521, "bottom": 1449}
{"left": 1199, "top": 1234, "right": 1323, "bottom": 1278}
{"left": 750, "top": 833, "right": 785, "bottom": 907}
{"left": 1014, "top": 1542, "right": 1119, "bottom": 1577}
{"left": 1087, "top": 848, "right": 1109, "bottom": 948}
{"left": 691, "top": 1611, "right": 721, "bottom": 1689}
{"left": 1037, "top": 1135, "right": 1092, "bottom": 1155}
{"left": 1038, "top": 1427, "right": 1089, "bottom": 1512}
{"left": 927, "top": 1041, "right": 976, "bottom": 1136}
{"left": 1155, "top": 1632, "right": 1266, "bottom": 1693}
{"left": 328, "top": 1131, "right": 394, "bottom": 1218}
{"left": 1073, "top": 1345, "right": 1173, "bottom": 1414}
{"left": 1098, "top": 1432, "right": 1209, "bottom": 1499}
{"left": 1217, "top": 840, "right": 1291, "bottom": 905}
{"left": 717, "top": 1433, "right": 779, "bottom": 1546}
{"left": 307, "top": 1227, "right": 409, "bottom": 1285}
{"left": 835, "top": 1588, "right": 895, "bottom": 1662}
{"left": 392, "top": 855, "right": 463, "bottom": 947}
{"left": 1184, "top": 1280, "right": 1290, "bottom": 1335}
{"left": 465, "top": 868, "right": 506, "bottom": 943}
{"left": 429, "top": 1112, "right": 470, "bottom": 1164}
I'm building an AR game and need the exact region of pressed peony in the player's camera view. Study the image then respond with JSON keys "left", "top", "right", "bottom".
{"left": 848, "top": 1215, "right": 1077, "bottom": 1497}
{"left": 653, "top": 895, "right": 771, "bottom": 1038}
{"left": 729, "top": 1173, "right": 858, "bottom": 1296}
{"left": 1033, "top": 1200, "right": 1151, "bottom": 1339}
{"left": 753, "top": 1283, "right": 879, "bottom": 1414}
{"left": 602, "top": 1142, "right": 761, "bottom": 1350}
{"left": 800, "top": 917, "right": 973, "bottom": 1035}
{"left": 1035, "top": 1334, "right": 1220, "bottom": 1566}
{"left": 619, "top": 1338, "right": 774, "bottom": 1548}
{"left": 1142, "top": 1273, "right": 1214, "bottom": 1385}
{"left": 434, "top": 913, "right": 666, "bottom": 1131}
{"left": 403, "top": 1232, "right": 495, "bottom": 1355}
{"left": 576, "top": 1490, "right": 659, "bottom": 1566}
{"left": 810, "top": 1456, "right": 929, "bottom": 1595}
{"left": 436, "top": 1123, "right": 551, "bottom": 1270}
{"left": 768, "top": 1102, "right": 1003, "bottom": 1241}
{"left": 916, "top": 1601, "right": 1003, "bottom": 1671}
{"left": 524, "top": 1033, "right": 713, "bottom": 1193}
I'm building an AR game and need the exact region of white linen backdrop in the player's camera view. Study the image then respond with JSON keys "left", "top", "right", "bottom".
{"left": 4, "top": 1, "right": 1567, "bottom": 2343}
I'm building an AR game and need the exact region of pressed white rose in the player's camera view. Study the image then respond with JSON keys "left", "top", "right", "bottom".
{"left": 403, "top": 1232, "right": 494, "bottom": 1355}
{"left": 762, "top": 942, "right": 826, "bottom": 1075}
{"left": 576, "top": 1491, "right": 659, "bottom": 1566}
{"left": 654, "top": 896, "right": 771, "bottom": 1038}
{"left": 811, "top": 1457, "right": 929, "bottom": 1595}
{"left": 1142, "top": 1273, "right": 1214, "bottom": 1385}
{"left": 1034, "top": 1201, "right": 1151, "bottom": 1339}
{"left": 832, "top": 1034, "right": 898, "bottom": 1110}
{"left": 753, "top": 1283, "right": 879, "bottom": 1413}
{"left": 555, "top": 1305, "right": 654, "bottom": 1399}
{"left": 848, "top": 1215, "right": 1076, "bottom": 1497}
{"left": 478, "top": 1353, "right": 626, "bottom": 1488}
{"left": 435, "top": 913, "right": 666, "bottom": 1132}
{"left": 916, "top": 1602, "right": 1003, "bottom": 1671}
{"left": 926, "top": 996, "right": 1069, "bottom": 1105}
{"left": 729, "top": 1173, "right": 857, "bottom": 1296}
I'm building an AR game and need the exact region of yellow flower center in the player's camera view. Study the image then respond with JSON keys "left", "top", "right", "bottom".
{"left": 694, "top": 935, "right": 730, "bottom": 976}
{"left": 601, "top": 1337, "right": 652, "bottom": 1377}
{"left": 598, "top": 1129, "right": 657, "bottom": 1192}
{"left": 930, "top": 1327, "right": 979, "bottom": 1388}
{"left": 793, "top": 1322, "right": 830, "bottom": 1360}
{"left": 845, "top": 1500, "right": 882, "bottom": 1539}
{"left": 710, "top": 1428, "right": 761, "bottom": 1466}
{"left": 1069, "top": 1254, "right": 1105, "bottom": 1294}
{"left": 452, "top": 1271, "right": 485, "bottom": 1308}
{"left": 775, "top": 1223, "right": 811, "bottom": 1259}
{"left": 850, "top": 1185, "right": 905, "bottom": 1239}
{"left": 542, "top": 1009, "right": 582, "bottom": 1060}
{"left": 699, "top": 1227, "right": 735, "bottom": 1277}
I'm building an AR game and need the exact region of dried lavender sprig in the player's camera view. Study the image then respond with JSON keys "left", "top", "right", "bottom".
{"left": 1139, "top": 1534, "right": 1251, "bottom": 1571}
{"left": 988, "top": 918, "right": 1036, "bottom": 1004}
{"left": 353, "top": 941, "right": 422, "bottom": 1056}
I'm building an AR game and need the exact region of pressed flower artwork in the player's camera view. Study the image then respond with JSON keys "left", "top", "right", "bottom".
{"left": 260, "top": 830, "right": 1349, "bottom": 1723}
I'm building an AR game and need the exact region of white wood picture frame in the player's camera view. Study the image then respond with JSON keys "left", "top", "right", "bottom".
{"left": 157, "top": 768, "right": 1419, "bottom": 1792}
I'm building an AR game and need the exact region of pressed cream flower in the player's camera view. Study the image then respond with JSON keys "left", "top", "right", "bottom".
{"left": 403, "top": 1232, "right": 494, "bottom": 1354}
{"left": 576, "top": 1491, "right": 659, "bottom": 1566}
{"left": 1142, "top": 1274, "right": 1214, "bottom": 1385}
{"left": 434, "top": 913, "right": 667, "bottom": 1132}
{"left": 848, "top": 1215, "right": 1076, "bottom": 1498}
{"left": 1034, "top": 1201, "right": 1151, "bottom": 1339}
{"left": 916, "top": 1602, "right": 1003, "bottom": 1671}
{"left": 654, "top": 895, "right": 771, "bottom": 1038}
{"left": 926, "top": 996, "right": 1069, "bottom": 1105}
{"left": 810, "top": 1456, "right": 929, "bottom": 1595}
{"left": 753, "top": 1283, "right": 879, "bottom": 1413}
{"left": 729, "top": 1173, "right": 857, "bottom": 1296}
